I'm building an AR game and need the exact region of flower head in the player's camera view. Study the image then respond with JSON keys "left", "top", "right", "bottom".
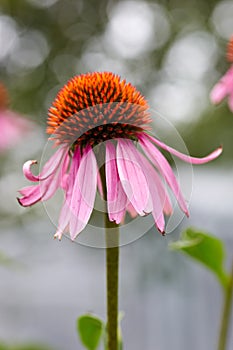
{"left": 210, "top": 36, "right": 233, "bottom": 111}
{"left": 0, "top": 83, "right": 31, "bottom": 152}
{"left": 18, "top": 72, "right": 222, "bottom": 240}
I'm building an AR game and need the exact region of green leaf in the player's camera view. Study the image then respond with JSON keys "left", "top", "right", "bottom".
{"left": 169, "top": 228, "right": 230, "bottom": 289}
{"left": 77, "top": 314, "right": 104, "bottom": 350}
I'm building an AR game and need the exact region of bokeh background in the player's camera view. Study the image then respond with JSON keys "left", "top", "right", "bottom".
{"left": 0, "top": 0, "right": 233, "bottom": 349}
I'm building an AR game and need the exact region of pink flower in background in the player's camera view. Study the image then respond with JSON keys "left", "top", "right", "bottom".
{"left": 0, "top": 83, "right": 31, "bottom": 152}
{"left": 18, "top": 72, "right": 222, "bottom": 240}
{"left": 210, "top": 36, "right": 233, "bottom": 111}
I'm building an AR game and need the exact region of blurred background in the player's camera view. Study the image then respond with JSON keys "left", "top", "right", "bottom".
{"left": 0, "top": 0, "right": 233, "bottom": 349}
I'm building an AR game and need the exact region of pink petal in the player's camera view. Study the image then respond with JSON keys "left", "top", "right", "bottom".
{"left": 54, "top": 147, "right": 82, "bottom": 239}
{"left": 54, "top": 201, "right": 70, "bottom": 240}
{"left": 41, "top": 169, "right": 61, "bottom": 201}
{"left": 138, "top": 151, "right": 173, "bottom": 216}
{"left": 143, "top": 133, "right": 222, "bottom": 164}
{"left": 136, "top": 151, "right": 166, "bottom": 233}
{"left": 139, "top": 135, "right": 189, "bottom": 216}
{"left": 23, "top": 146, "right": 67, "bottom": 182}
{"left": 17, "top": 185, "right": 42, "bottom": 206}
{"left": 18, "top": 147, "right": 70, "bottom": 207}
{"left": 116, "top": 139, "right": 152, "bottom": 216}
{"left": 69, "top": 146, "right": 97, "bottom": 240}
{"left": 59, "top": 151, "right": 70, "bottom": 190}
{"left": 23, "top": 160, "right": 39, "bottom": 182}
{"left": 67, "top": 147, "right": 82, "bottom": 196}
{"left": 18, "top": 170, "right": 61, "bottom": 207}
{"left": 106, "top": 141, "right": 128, "bottom": 224}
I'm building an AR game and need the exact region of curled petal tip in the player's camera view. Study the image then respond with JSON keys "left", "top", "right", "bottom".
{"left": 203, "top": 145, "right": 223, "bottom": 163}
{"left": 29, "top": 160, "right": 37, "bottom": 165}
{"left": 23, "top": 160, "right": 39, "bottom": 182}
{"left": 217, "top": 145, "right": 223, "bottom": 155}
{"left": 16, "top": 197, "right": 24, "bottom": 207}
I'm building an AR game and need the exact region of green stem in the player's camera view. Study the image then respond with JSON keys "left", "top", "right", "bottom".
{"left": 218, "top": 259, "right": 233, "bottom": 350}
{"left": 105, "top": 218, "right": 119, "bottom": 350}
{"left": 99, "top": 157, "right": 119, "bottom": 350}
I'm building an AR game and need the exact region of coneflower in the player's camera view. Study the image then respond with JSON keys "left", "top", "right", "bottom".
{"left": 18, "top": 71, "right": 221, "bottom": 239}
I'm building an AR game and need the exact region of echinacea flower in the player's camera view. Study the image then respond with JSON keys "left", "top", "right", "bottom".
{"left": 210, "top": 36, "right": 233, "bottom": 111}
{"left": 18, "top": 72, "right": 222, "bottom": 240}
{"left": 0, "top": 83, "right": 31, "bottom": 152}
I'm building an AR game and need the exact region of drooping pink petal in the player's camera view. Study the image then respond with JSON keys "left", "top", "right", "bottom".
{"left": 54, "top": 201, "right": 70, "bottom": 240}
{"left": 69, "top": 146, "right": 97, "bottom": 240}
{"left": 151, "top": 198, "right": 165, "bottom": 234}
{"left": 139, "top": 135, "right": 189, "bottom": 216}
{"left": 18, "top": 147, "right": 70, "bottom": 207}
{"left": 106, "top": 141, "right": 128, "bottom": 224}
{"left": 23, "top": 160, "right": 39, "bottom": 182}
{"left": 116, "top": 139, "right": 152, "bottom": 216}
{"left": 17, "top": 185, "right": 42, "bottom": 206}
{"left": 23, "top": 146, "right": 67, "bottom": 182}
{"left": 143, "top": 133, "right": 222, "bottom": 164}
{"left": 59, "top": 151, "right": 70, "bottom": 190}
{"left": 54, "top": 147, "right": 82, "bottom": 240}
{"left": 18, "top": 169, "right": 61, "bottom": 207}
{"left": 137, "top": 150, "right": 173, "bottom": 216}
{"left": 127, "top": 144, "right": 165, "bottom": 233}
{"left": 144, "top": 173, "right": 165, "bottom": 234}
{"left": 40, "top": 168, "right": 62, "bottom": 202}
{"left": 66, "top": 147, "right": 81, "bottom": 199}
{"left": 111, "top": 186, "right": 127, "bottom": 224}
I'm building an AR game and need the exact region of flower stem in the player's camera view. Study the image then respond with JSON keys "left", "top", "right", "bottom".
{"left": 99, "top": 157, "right": 119, "bottom": 350}
{"left": 218, "top": 259, "right": 233, "bottom": 350}
{"left": 105, "top": 218, "right": 119, "bottom": 350}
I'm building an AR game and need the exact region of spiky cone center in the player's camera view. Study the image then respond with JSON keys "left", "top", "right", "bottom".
{"left": 47, "top": 72, "right": 151, "bottom": 148}
{"left": 227, "top": 36, "right": 233, "bottom": 63}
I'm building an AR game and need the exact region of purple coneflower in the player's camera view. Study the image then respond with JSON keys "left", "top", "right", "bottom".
{"left": 18, "top": 72, "right": 222, "bottom": 240}
{"left": 210, "top": 36, "right": 233, "bottom": 111}
{"left": 0, "top": 83, "right": 31, "bottom": 152}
